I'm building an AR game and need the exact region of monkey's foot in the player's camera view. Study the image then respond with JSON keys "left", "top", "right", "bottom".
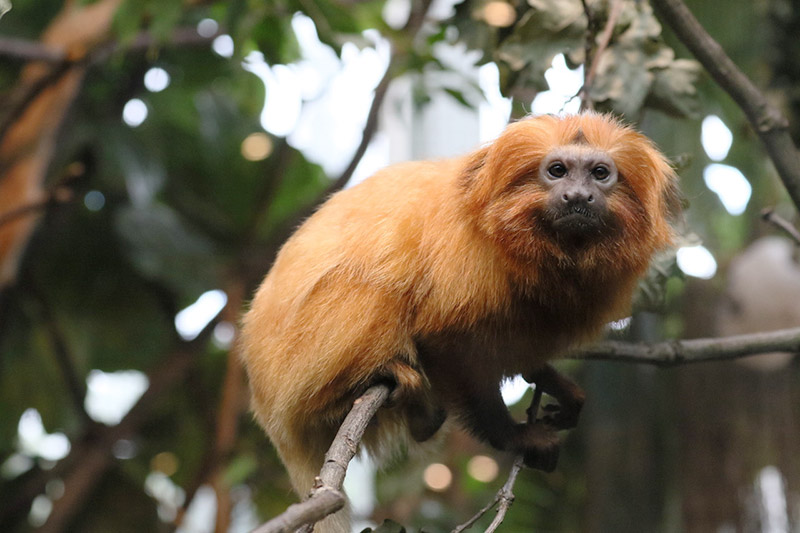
{"left": 523, "top": 364, "right": 585, "bottom": 430}
{"left": 407, "top": 404, "right": 447, "bottom": 442}
{"left": 513, "top": 423, "right": 561, "bottom": 472}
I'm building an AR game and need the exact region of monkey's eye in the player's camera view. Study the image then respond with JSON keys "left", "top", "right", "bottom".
{"left": 592, "top": 165, "right": 610, "bottom": 180}
{"left": 547, "top": 163, "right": 567, "bottom": 178}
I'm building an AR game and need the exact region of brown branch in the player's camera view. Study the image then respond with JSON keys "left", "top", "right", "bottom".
{"left": 571, "top": 326, "right": 800, "bottom": 367}
{"left": 26, "top": 283, "right": 90, "bottom": 423}
{"left": 327, "top": 61, "right": 393, "bottom": 193}
{"left": 0, "top": 188, "right": 72, "bottom": 228}
{"left": 244, "top": 0, "right": 436, "bottom": 287}
{"left": 211, "top": 282, "right": 247, "bottom": 533}
{"left": 0, "top": 27, "right": 219, "bottom": 65}
{"left": 579, "top": 0, "right": 623, "bottom": 111}
{"left": 650, "top": 0, "right": 800, "bottom": 211}
{"left": 761, "top": 208, "right": 800, "bottom": 246}
{"left": 327, "top": 0, "right": 433, "bottom": 194}
{"left": 0, "top": 37, "right": 67, "bottom": 62}
{"left": 251, "top": 384, "right": 391, "bottom": 533}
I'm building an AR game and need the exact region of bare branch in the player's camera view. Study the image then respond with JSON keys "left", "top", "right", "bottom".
{"left": 452, "top": 387, "right": 542, "bottom": 532}
{"left": 650, "top": 0, "right": 800, "bottom": 211}
{"left": 571, "top": 327, "right": 800, "bottom": 367}
{"left": 253, "top": 489, "right": 344, "bottom": 533}
{"left": 0, "top": 187, "right": 72, "bottom": 228}
{"left": 27, "top": 283, "right": 90, "bottom": 423}
{"left": 327, "top": 62, "right": 393, "bottom": 193}
{"left": 251, "top": 384, "right": 391, "bottom": 533}
{"left": 0, "top": 37, "right": 66, "bottom": 62}
{"left": 580, "top": 0, "right": 623, "bottom": 111}
{"left": 761, "top": 208, "right": 800, "bottom": 246}
{"left": 328, "top": 0, "right": 433, "bottom": 193}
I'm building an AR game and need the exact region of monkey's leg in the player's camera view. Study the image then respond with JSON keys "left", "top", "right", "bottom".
{"left": 380, "top": 359, "right": 447, "bottom": 442}
{"left": 523, "top": 364, "right": 585, "bottom": 430}
{"left": 457, "top": 381, "right": 561, "bottom": 472}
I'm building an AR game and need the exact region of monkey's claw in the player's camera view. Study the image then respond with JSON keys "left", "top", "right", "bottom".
{"left": 524, "top": 365, "right": 585, "bottom": 430}
{"left": 540, "top": 402, "right": 581, "bottom": 430}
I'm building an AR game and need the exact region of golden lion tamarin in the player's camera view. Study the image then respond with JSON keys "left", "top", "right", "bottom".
{"left": 241, "top": 113, "right": 677, "bottom": 531}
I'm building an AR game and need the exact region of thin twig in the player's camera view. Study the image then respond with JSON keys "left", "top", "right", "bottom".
{"left": 0, "top": 37, "right": 67, "bottom": 62}
{"left": 244, "top": 0, "right": 435, "bottom": 287}
{"left": 484, "top": 456, "right": 524, "bottom": 533}
{"left": 580, "top": 0, "right": 623, "bottom": 111}
{"left": 761, "top": 208, "right": 800, "bottom": 246}
{"left": 251, "top": 384, "right": 391, "bottom": 533}
{"left": 327, "top": 60, "right": 393, "bottom": 192}
{"left": 27, "top": 284, "right": 91, "bottom": 423}
{"left": 650, "top": 0, "right": 800, "bottom": 211}
{"left": 451, "top": 387, "right": 542, "bottom": 533}
{"left": 571, "top": 326, "right": 800, "bottom": 367}
{"left": 327, "top": 0, "right": 433, "bottom": 193}
{"left": 0, "top": 186, "right": 73, "bottom": 228}
{"left": 211, "top": 282, "right": 247, "bottom": 533}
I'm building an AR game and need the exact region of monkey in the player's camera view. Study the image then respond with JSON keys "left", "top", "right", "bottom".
{"left": 241, "top": 112, "right": 678, "bottom": 532}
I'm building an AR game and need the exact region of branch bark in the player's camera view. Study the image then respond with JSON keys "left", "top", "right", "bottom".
{"left": 211, "top": 282, "right": 248, "bottom": 533}
{"left": 250, "top": 384, "right": 391, "bottom": 533}
{"left": 251, "top": 326, "right": 800, "bottom": 532}
{"left": 325, "top": 0, "right": 434, "bottom": 194}
{"left": 580, "top": 0, "right": 623, "bottom": 111}
{"left": 761, "top": 208, "right": 800, "bottom": 246}
{"left": 451, "top": 388, "right": 542, "bottom": 532}
{"left": 571, "top": 326, "right": 800, "bottom": 367}
{"left": 650, "top": 0, "right": 800, "bottom": 211}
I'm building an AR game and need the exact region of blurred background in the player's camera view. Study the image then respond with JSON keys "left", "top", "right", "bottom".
{"left": 1, "top": 0, "right": 799, "bottom": 531}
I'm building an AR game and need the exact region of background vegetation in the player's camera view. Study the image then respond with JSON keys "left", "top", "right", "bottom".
{"left": 1, "top": 0, "right": 799, "bottom": 531}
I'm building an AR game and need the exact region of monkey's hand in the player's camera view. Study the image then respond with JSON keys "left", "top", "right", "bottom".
{"left": 523, "top": 364, "right": 585, "bottom": 430}
{"left": 511, "top": 422, "right": 561, "bottom": 472}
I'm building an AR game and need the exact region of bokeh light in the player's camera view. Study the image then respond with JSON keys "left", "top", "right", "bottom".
{"left": 423, "top": 463, "right": 453, "bottom": 492}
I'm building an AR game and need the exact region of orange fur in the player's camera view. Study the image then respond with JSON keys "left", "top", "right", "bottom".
{"left": 241, "top": 113, "right": 678, "bottom": 531}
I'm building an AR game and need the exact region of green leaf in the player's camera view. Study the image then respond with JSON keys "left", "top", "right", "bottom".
{"left": 115, "top": 204, "right": 220, "bottom": 294}
{"left": 442, "top": 87, "right": 473, "bottom": 109}
{"left": 646, "top": 59, "right": 703, "bottom": 118}
{"left": 633, "top": 246, "right": 683, "bottom": 312}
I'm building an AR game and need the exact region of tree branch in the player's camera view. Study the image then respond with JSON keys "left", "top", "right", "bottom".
{"left": 27, "top": 283, "right": 90, "bottom": 423}
{"left": 571, "top": 327, "right": 800, "bottom": 367}
{"left": 243, "top": 0, "right": 436, "bottom": 289}
{"left": 211, "top": 282, "right": 248, "bottom": 533}
{"left": 0, "top": 37, "right": 66, "bottom": 62}
{"left": 580, "top": 0, "right": 623, "bottom": 111}
{"left": 327, "top": 0, "right": 433, "bottom": 194}
{"left": 761, "top": 208, "right": 800, "bottom": 246}
{"left": 251, "top": 384, "right": 391, "bottom": 533}
{"left": 452, "top": 387, "right": 542, "bottom": 532}
{"left": 0, "top": 27, "right": 219, "bottom": 65}
{"left": 650, "top": 0, "right": 800, "bottom": 211}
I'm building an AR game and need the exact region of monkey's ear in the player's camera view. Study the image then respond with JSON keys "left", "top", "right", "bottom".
{"left": 459, "top": 145, "right": 492, "bottom": 208}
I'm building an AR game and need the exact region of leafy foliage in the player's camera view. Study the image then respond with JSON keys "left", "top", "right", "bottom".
{"left": 0, "top": 0, "right": 796, "bottom": 531}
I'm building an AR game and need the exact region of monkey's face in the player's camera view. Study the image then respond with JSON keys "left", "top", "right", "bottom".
{"left": 537, "top": 146, "right": 619, "bottom": 243}
{"left": 462, "top": 113, "right": 677, "bottom": 268}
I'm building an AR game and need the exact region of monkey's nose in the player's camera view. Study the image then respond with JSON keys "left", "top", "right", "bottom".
{"left": 561, "top": 191, "right": 594, "bottom": 204}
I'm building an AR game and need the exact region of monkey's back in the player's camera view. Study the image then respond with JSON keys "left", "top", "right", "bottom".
{"left": 241, "top": 157, "right": 504, "bottom": 438}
